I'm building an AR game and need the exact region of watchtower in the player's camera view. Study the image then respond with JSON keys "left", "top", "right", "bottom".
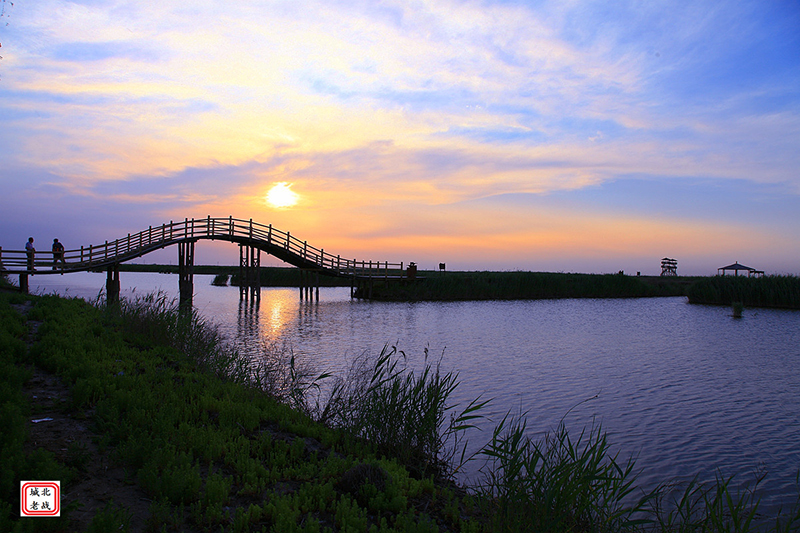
{"left": 660, "top": 257, "right": 677, "bottom": 276}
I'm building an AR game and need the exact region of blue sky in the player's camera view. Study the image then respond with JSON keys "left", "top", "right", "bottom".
{"left": 0, "top": 0, "right": 798, "bottom": 275}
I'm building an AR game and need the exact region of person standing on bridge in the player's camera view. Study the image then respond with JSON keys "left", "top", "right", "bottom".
{"left": 25, "top": 237, "right": 35, "bottom": 272}
{"left": 52, "top": 238, "right": 65, "bottom": 270}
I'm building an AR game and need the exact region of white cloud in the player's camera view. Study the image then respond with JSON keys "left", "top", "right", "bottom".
{"left": 1, "top": 0, "right": 798, "bottom": 270}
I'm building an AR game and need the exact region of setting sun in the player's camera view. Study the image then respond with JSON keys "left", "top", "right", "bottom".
{"left": 265, "top": 182, "right": 299, "bottom": 208}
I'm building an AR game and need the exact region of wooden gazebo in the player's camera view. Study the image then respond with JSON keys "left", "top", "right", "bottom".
{"left": 718, "top": 262, "right": 763, "bottom": 277}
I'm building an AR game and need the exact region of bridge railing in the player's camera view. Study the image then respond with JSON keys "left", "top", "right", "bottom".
{"left": 0, "top": 216, "right": 406, "bottom": 279}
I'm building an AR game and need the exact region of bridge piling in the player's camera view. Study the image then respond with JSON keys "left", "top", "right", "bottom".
{"left": 239, "top": 244, "right": 260, "bottom": 301}
{"left": 178, "top": 240, "right": 195, "bottom": 306}
{"left": 298, "top": 270, "right": 320, "bottom": 301}
{"left": 106, "top": 264, "right": 120, "bottom": 306}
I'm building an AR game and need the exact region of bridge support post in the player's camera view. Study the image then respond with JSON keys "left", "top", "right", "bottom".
{"left": 299, "top": 270, "right": 304, "bottom": 299}
{"left": 19, "top": 273, "right": 28, "bottom": 294}
{"left": 299, "top": 270, "right": 319, "bottom": 301}
{"left": 178, "top": 240, "right": 195, "bottom": 306}
{"left": 239, "top": 245, "right": 260, "bottom": 301}
{"left": 106, "top": 264, "right": 120, "bottom": 306}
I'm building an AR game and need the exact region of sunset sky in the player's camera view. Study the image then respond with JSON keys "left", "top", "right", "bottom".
{"left": 1, "top": 0, "right": 798, "bottom": 275}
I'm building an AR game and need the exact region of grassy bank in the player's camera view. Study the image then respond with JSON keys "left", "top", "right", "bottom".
{"left": 0, "top": 291, "right": 479, "bottom": 532}
{"left": 356, "top": 271, "right": 698, "bottom": 301}
{"left": 2, "top": 285, "right": 799, "bottom": 531}
{"left": 687, "top": 275, "right": 800, "bottom": 309}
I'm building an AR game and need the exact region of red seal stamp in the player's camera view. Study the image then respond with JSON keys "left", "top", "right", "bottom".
{"left": 20, "top": 481, "right": 60, "bottom": 517}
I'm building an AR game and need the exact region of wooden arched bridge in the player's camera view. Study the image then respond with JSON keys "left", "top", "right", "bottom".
{"left": 0, "top": 216, "right": 415, "bottom": 304}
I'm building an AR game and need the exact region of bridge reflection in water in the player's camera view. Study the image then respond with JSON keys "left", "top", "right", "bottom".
{"left": 0, "top": 216, "right": 412, "bottom": 305}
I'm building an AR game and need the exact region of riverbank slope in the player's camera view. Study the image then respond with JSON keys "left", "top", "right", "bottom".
{"left": 0, "top": 289, "right": 477, "bottom": 532}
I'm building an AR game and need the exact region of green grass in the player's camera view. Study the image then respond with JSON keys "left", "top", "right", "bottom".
{"left": 687, "top": 275, "right": 800, "bottom": 309}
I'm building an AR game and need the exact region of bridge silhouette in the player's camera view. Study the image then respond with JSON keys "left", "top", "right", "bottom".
{"left": 1, "top": 216, "right": 414, "bottom": 303}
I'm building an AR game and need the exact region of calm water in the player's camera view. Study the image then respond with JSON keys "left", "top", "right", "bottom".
{"left": 29, "top": 272, "right": 800, "bottom": 513}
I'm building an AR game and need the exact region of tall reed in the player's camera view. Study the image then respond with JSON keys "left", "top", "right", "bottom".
{"left": 317, "top": 345, "right": 487, "bottom": 478}
{"left": 646, "top": 472, "right": 800, "bottom": 533}
{"left": 248, "top": 340, "right": 330, "bottom": 415}
{"left": 474, "top": 413, "right": 649, "bottom": 532}
{"left": 687, "top": 275, "right": 800, "bottom": 309}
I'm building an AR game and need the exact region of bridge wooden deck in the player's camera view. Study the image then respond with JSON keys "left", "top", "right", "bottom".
{"left": 1, "top": 216, "right": 412, "bottom": 302}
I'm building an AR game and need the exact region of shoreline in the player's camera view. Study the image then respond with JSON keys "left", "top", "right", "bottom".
{"left": 9, "top": 266, "right": 800, "bottom": 308}
{"left": 3, "top": 283, "right": 799, "bottom": 530}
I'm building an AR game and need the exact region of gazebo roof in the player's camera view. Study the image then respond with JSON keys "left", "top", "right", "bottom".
{"left": 719, "top": 262, "right": 754, "bottom": 271}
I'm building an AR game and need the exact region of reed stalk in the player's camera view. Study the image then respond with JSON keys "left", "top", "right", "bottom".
{"left": 317, "top": 345, "right": 487, "bottom": 479}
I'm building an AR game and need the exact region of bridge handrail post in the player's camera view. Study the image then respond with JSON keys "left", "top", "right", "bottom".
{"left": 170, "top": 221, "right": 174, "bottom": 240}
{"left": 267, "top": 224, "right": 272, "bottom": 244}
{"left": 249, "top": 218, "right": 253, "bottom": 239}
{"left": 208, "top": 215, "right": 212, "bottom": 237}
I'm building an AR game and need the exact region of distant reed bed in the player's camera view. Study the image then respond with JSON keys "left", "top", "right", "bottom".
{"left": 360, "top": 271, "right": 693, "bottom": 301}
{"left": 687, "top": 275, "right": 800, "bottom": 309}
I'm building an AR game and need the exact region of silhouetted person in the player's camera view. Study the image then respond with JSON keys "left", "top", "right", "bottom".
{"left": 25, "top": 237, "right": 35, "bottom": 272}
{"left": 52, "top": 238, "right": 65, "bottom": 270}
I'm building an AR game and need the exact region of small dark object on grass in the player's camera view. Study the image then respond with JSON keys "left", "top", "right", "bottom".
{"left": 336, "top": 463, "right": 390, "bottom": 495}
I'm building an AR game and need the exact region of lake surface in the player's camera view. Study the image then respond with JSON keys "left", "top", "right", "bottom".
{"left": 29, "top": 271, "right": 800, "bottom": 514}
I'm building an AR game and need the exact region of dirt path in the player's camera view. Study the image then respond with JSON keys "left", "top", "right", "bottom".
{"left": 15, "top": 299, "right": 154, "bottom": 531}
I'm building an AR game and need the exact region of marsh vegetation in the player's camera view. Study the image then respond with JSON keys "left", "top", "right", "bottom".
{"left": 688, "top": 275, "right": 800, "bottom": 309}
{"left": 356, "top": 271, "right": 697, "bottom": 301}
